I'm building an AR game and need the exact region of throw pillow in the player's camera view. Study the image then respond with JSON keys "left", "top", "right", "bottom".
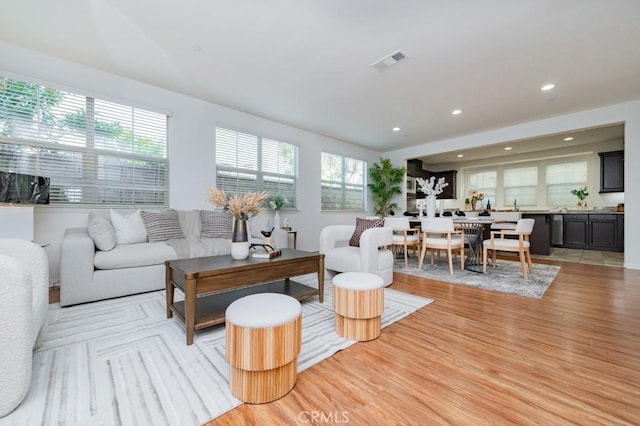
{"left": 109, "top": 209, "right": 148, "bottom": 245}
{"left": 349, "top": 217, "right": 385, "bottom": 247}
{"left": 200, "top": 210, "right": 233, "bottom": 239}
{"left": 140, "top": 210, "right": 185, "bottom": 242}
{"left": 88, "top": 216, "right": 117, "bottom": 251}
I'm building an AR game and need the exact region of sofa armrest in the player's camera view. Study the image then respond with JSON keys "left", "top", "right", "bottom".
{"left": 319, "top": 225, "right": 356, "bottom": 254}
{"left": 359, "top": 227, "right": 393, "bottom": 272}
{"left": 60, "top": 228, "right": 96, "bottom": 306}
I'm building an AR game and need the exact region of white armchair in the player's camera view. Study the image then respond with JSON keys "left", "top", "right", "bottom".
{"left": 319, "top": 224, "right": 394, "bottom": 286}
{"left": 0, "top": 239, "right": 49, "bottom": 417}
{"left": 248, "top": 214, "right": 288, "bottom": 249}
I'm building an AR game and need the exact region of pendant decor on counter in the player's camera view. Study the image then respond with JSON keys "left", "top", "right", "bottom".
{"left": 231, "top": 218, "right": 250, "bottom": 260}
{"left": 426, "top": 195, "right": 437, "bottom": 218}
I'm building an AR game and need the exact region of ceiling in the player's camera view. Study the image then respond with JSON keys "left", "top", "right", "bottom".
{"left": 1, "top": 1, "right": 640, "bottom": 152}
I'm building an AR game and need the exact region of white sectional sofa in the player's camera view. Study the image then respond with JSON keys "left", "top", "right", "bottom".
{"left": 59, "top": 209, "right": 287, "bottom": 306}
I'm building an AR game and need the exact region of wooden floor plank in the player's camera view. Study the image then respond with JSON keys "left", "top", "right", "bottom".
{"left": 209, "top": 259, "right": 640, "bottom": 425}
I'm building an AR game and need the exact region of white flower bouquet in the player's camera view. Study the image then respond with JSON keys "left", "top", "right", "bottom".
{"left": 416, "top": 176, "right": 448, "bottom": 196}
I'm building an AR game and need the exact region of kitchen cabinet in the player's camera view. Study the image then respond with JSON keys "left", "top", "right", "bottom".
{"left": 563, "top": 214, "right": 622, "bottom": 252}
{"left": 522, "top": 214, "right": 551, "bottom": 255}
{"left": 599, "top": 150, "right": 624, "bottom": 193}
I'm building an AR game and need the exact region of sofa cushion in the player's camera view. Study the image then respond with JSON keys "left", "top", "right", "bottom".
{"left": 177, "top": 210, "right": 202, "bottom": 239}
{"left": 325, "top": 246, "right": 394, "bottom": 273}
{"left": 200, "top": 210, "right": 233, "bottom": 239}
{"left": 110, "top": 209, "right": 148, "bottom": 245}
{"left": 88, "top": 216, "right": 117, "bottom": 251}
{"left": 94, "top": 242, "right": 177, "bottom": 270}
{"left": 140, "top": 210, "right": 185, "bottom": 242}
{"left": 349, "top": 217, "right": 384, "bottom": 247}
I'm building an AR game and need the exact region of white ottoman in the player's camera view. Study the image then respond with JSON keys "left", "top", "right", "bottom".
{"left": 332, "top": 272, "right": 385, "bottom": 341}
{"left": 225, "top": 293, "right": 302, "bottom": 403}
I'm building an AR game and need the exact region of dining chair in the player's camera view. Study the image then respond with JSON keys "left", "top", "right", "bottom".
{"left": 418, "top": 218, "right": 465, "bottom": 275}
{"left": 482, "top": 218, "right": 535, "bottom": 279}
{"left": 384, "top": 217, "right": 420, "bottom": 267}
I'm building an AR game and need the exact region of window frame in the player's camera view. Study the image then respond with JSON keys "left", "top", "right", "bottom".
{"left": 320, "top": 151, "right": 366, "bottom": 212}
{"left": 214, "top": 126, "right": 298, "bottom": 209}
{"left": 0, "top": 75, "right": 169, "bottom": 207}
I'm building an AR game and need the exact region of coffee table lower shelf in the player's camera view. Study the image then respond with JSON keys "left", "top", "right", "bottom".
{"left": 169, "top": 279, "right": 318, "bottom": 332}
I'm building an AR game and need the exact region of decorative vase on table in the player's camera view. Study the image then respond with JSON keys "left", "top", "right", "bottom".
{"left": 273, "top": 210, "right": 281, "bottom": 229}
{"left": 231, "top": 218, "right": 250, "bottom": 260}
{"left": 426, "top": 195, "right": 437, "bottom": 218}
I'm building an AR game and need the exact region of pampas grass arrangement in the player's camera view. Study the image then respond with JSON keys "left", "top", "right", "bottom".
{"left": 207, "top": 188, "right": 269, "bottom": 220}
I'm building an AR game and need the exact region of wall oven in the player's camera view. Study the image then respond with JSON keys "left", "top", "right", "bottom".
{"left": 406, "top": 177, "right": 416, "bottom": 194}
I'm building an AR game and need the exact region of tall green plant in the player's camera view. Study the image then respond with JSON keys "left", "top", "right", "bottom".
{"left": 367, "top": 157, "right": 406, "bottom": 218}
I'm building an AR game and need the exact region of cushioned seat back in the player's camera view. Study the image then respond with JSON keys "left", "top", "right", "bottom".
{"left": 420, "top": 218, "right": 454, "bottom": 233}
{"left": 515, "top": 218, "right": 535, "bottom": 233}
{"left": 383, "top": 217, "right": 410, "bottom": 230}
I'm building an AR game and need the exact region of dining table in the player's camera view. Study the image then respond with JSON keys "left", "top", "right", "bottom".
{"left": 452, "top": 217, "right": 498, "bottom": 273}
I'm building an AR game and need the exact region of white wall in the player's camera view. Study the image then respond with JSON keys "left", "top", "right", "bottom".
{"left": 1, "top": 42, "right": 382, "bottom": 282}
{"left": 385, "top": 101, "right": 640, "bottom": 269}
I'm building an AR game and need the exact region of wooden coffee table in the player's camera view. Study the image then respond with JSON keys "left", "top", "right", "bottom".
{"left": 165, "top": 249, "right": 324, "bottom": 345}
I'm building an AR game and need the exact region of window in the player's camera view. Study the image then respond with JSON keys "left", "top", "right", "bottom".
{"left": 321, "top": 152, "right": 365, "bottom": 211}
{"left": 504, "top": 166, "right": 538, "bottom": 206}
{"left": 546, "top": 161, "right": 587, "bottom": 206}
{"left": 467, "top": 170, "right": 496, "bottom": 205}
{"left": 0, "top": 76, "right": 168, "bottom": 206}
{"left": 215, "top": 127, "right": 297, "bottom": 208}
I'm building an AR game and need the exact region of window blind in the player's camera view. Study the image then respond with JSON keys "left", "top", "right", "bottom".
{"left": 320, "top": 152, "right": 365, "bottom": 211}
{"left": 546, "top": 161, "right": 587, "bottom": 206}
{"left": 0, "top": 76, "right": 169, "bottom": 206}
{"left": 215, "top": 127, "right": 297, "bottom": 208}
{"left": 504, "top": 166, "right": 538, "bottom": 206}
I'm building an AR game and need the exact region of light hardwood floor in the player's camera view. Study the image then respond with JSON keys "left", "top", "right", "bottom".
{"left": 210, "top": 258, "right": 640, "bottom": 425}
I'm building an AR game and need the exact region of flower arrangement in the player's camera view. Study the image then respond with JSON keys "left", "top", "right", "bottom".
{"left": 471, "top": 191, "right": 485, "bottom": 201}
{"left": 268, "top": 195, "right": 287, "bottom": 211}
{"left": 570, "top": 187, "right": 589, "bottom": 201}
{"left": 207, "top": 188, "right": 269, "bottom": 220}
{"left": 416, "top": 176, "right": 449, "bottom": 197}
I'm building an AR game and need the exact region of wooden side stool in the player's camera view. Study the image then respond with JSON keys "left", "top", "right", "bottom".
{"left": 225, "top": 293, "right": 302, "bottom": 403}
{"left": 332, "top": 272, "right": 385, "bottom": 341}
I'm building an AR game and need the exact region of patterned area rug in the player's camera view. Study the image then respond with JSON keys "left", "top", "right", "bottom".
{"left": 395, "top": 256, "right": 560, "bottom": 299}
{"left": 1, "top": 275, "right": 432, "bottom": 426}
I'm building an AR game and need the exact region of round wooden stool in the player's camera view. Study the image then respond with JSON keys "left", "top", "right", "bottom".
{"left": 225, "top": 293, "right": 302, "bottom": 404}
{"left": 332, "top": 272, "right": 385, "bottom": 341}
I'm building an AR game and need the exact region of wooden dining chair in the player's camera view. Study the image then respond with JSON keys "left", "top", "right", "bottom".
{"left": 384, "top": 217, "right": 420, "bottom": 267}
{"left": 482, "top": 218, "right": 535, "bottom": 279}
{"left": 418, "top": 218, "right": 465, "bottom": 275}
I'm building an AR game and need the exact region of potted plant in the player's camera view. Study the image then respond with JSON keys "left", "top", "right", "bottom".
{"left": 571, "top": 187, "right": 589, "bottom": 207}
{"left": 367, "top": 157, "right": 406, "bottom": 218}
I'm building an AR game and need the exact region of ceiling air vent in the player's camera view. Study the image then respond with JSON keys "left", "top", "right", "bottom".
{"left": 371, "top": 49, "right": 408, "bottom": 71}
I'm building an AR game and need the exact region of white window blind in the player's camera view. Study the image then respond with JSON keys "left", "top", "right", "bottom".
{"left": 215, "top": 127, "right": 297, "bottom": 208}
{"left": 0, "top": 76, "right": 169, "bottom": 206}
{"left": 546, "top": 161, "right": 587, "bottom": 206}
{"left": 467, "top": 169, "right": 497, "bottom": 205}
{"left": 321, "top": 152, "right": 365, "bottom": 211}
{"left": 504, "top": 166, "right": 538, "bottom": 206}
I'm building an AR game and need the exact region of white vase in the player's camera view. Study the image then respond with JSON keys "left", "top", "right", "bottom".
{"left": 426, "top": 195, "right": 437, "bottom": 218}
{"left": 231, "top": 241, "right": 250, "bottom": 260}
{"left": 273, "top": 210, "right": 281, "bottom": 229}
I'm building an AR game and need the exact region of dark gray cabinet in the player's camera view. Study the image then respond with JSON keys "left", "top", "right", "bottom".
{"left": 522, "top": 214, "right": 551, "bottom": 255}
{"left": 599, "top": 150, "right": 624, "bottom": 193}
{"left": 563, "top": 214, "right": 622, "bottom": 252}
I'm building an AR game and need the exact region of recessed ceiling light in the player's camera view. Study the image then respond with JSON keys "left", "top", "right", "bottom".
{"left": 457, "top": 154, "right": 464, "bottom": 158}
{"left": 392, "top": 127, "right": 401, "bottom": 132}
{"left": 452, "top": 109, "right": 462, "bottom": 115}
{"left": 541, "top": 83, "right": 555, "bottom": 91}
{"left": 564, "top": 137, "right": 574, "bottom": 141}
{"left": 504, "top": 147, "right": 513, "bottom": 151}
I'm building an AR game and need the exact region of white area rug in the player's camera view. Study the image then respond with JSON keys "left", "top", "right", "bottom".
{"left": 395, "top": 256, "right": 560, "bottom": 299}
{"left": 0, "top": 275, "right": 432, "bottom": 426}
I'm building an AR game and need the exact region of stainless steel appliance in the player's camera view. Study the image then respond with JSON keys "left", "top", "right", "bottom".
{"left": 406, "top": 177, "right": 416, "bottom": 194}
{"left": 552, "top": 214, "right": 563, "bottom": 246}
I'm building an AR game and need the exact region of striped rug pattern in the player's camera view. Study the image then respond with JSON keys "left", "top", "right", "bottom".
{"left": 1, "top": 275, "right": 432, "bottom": 426}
